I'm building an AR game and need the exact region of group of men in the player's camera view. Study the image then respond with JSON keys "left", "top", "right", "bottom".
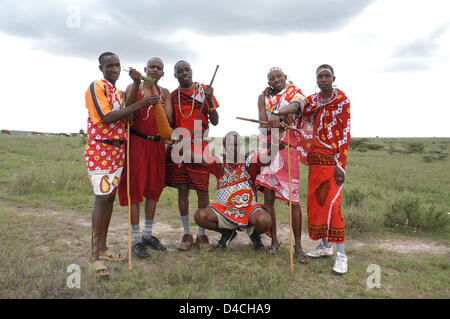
{"left": 84, "top": 52, "right": 351, "bottom": 278}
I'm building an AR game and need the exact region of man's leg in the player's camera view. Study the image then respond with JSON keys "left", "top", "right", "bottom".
{"left": 194, "top": 190, "right": 213, "bottom": 250}
{"left": 178, "top": 184, "right": 193, "bottom": 250}
{"left": 142, "top": 197, "right": 166, "bottom": 251}
{"left": 264, "top": 188, "right": 279, "bottom": 250}
{"left": 248, "top": 208, "right": 272, "bottom": 251}
{"left": 195, "top": 207, "right": 236, "bottom": 249}
{"left": 92, "top": 194, "right": 115, "bottom": 259}
{"left": 249, "top": 208, "right": 272, "bottom": 235}
{"left": 194, "top": 207, "right": 219, "bottom": 230}
{"left": 129, "top": 202, "right": 150, "bottom": 258}
{"left": 291, "top": 204, "right": 308, "bottom": 263}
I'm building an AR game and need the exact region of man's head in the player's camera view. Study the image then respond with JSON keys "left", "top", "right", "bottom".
{"left": 267, "top": 67, "right": 287, "bottom": 92}
{"left": 145, "top": 57, "right": 164, "bottom": 83}
{"left": 316, "top": 64, "right": 335, "bottom": 93}
{"left": 98, "top": 52, "right": 120, "bottom": 84}
{"left": 174, "top": 60, "right": 193, "bottom": 88}
{"left": 223, "top": 131, "right": 242, "bottom": 163}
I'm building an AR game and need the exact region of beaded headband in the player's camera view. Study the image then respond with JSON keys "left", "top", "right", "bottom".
{"left": 316, "top": 67, "right": 334, "bottom": 76}
{"left": 267, "top": 67, "right": 285, "bottom": 78}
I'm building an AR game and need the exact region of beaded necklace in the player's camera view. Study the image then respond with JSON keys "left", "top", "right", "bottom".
{"left": 178, "top": 83, "right": 196, "bottom": 118}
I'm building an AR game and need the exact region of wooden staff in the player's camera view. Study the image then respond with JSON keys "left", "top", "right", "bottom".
{"left": 126, "top": 122, "right": 132, "bottom": 271}
{"left": 287, "top": 130, "right": 294, "bottom": 273}
{"left": 236, "top": 116, "right": 296, "bottom": 130}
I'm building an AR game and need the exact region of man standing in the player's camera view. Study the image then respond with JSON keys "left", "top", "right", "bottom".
{"left": 274, "top": 64, "right": 351, "bottom": 275}
{"left": 165, "top": 60, "right": 219, "bottom": 251}
{"left": 85, "top": 52, "right": 156, "bottom": 276}
{"left": 118, "top": 58, "right": 173, "bottom": 258}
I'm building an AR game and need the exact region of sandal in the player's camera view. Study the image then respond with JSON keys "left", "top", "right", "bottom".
{"left": 294, "top": 250, "right": 309, "bottom": 264}
{"left": 99, "top": 249, "right": 126, "bottom": 262}
{"left": 266, "top": 242, "right": 281, "bottom": 255}
{"left": 91, "top": 260, "right": 110, "bottom": 277}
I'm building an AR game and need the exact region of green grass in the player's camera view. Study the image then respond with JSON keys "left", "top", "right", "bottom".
{"left": 0, "top": 135, "right": 449, "bottom": 298}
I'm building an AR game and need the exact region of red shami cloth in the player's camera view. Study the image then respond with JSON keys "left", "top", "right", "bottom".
{"left": 165, "top": 83, "right": 219, "bottom": 191}
{"left": 307, "top": 165, "right": 345, "bottom": 243}
{"left": 118, "top": 88, "right": 166, "bottom": 205}
{"left": 300, "top": 88, "right": 351, "bottom": 244}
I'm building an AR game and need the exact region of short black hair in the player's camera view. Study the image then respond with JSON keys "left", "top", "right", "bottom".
{"left": 147, "top": 57, "right": 164, "bottom": 67}
{"left": 316, "top": 64, "right": 334, "bottom": 75}
{"left": 98, "top": 52, "right": 117, "bottom": 65}
{"left": 174, "top": 60, "right": 189, "bottom": 72}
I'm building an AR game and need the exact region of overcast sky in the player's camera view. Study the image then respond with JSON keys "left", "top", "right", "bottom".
{"left": 1, "top": 0, "right": 449, "bottom": 137}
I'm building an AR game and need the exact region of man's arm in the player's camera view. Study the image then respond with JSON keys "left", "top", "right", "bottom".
{"left": 102, "top": 95, "right": 159, "bottom": 124}
{"left": 162, "top": 87, "right": 173, "bottom": 126}
{"left": 258, "top": 94, "right": 269, "bottom": 129}
{"left": 125, "top": 68, "right": 142, "bottom": 106}
{"left": 204, "top": 85, "right": 219, "bottom": 126}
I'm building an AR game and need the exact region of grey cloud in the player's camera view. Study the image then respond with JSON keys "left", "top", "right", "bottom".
{"left": 392, "top": 24, "right": 449, "bottom": 58}
{"left": 384, "top": 23, "right": 449, "bottom": 72}
{"left": 0, "top": 0, "right": 375, "bottom": 63}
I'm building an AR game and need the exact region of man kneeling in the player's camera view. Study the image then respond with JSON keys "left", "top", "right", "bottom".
{"left": 194, "top": 131, "right": 272, "bottom": 251}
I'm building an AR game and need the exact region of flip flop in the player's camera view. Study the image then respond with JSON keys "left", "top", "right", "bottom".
{"left": 294, "top": 250, "right": 310, "bottom": 264}
{"left": 91, "top": 260, "right": 110, "bottom": 277}
{"left": 99, "top": 249, "right": 126, "bottom": 262}
{"left": 266, "top": 242, "right": 281, "bottom": 255}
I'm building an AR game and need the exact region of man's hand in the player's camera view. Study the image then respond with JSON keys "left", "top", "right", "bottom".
{"left": 285, "top": 113, "right": 296, "bottom": 125}
{"left": 262, "top": 86, "right": 273, "bottom": 98}
{"left": 140, "top": 94, "right": 160, "bottom": 107}
{"left": 204, "top": 85, "right": 214, "bottom": 100}
{"left": 268, "top": 113, "right": 282, "bottom": 128}
{"left": 333, "top": 167, "right": 345, "bottom": 187}
{"left": 129, "top": 67, "right": 142, "bottom": 85}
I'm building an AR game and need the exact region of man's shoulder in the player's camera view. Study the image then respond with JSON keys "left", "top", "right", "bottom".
{"left": 159, "top": 86, "right": 170, "bottom": 95}
{"left": 336, "top": 89, "right": 349, "bottom": 102}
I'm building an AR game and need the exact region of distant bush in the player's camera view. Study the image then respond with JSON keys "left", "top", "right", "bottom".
{"left": 384, "top": 198, "right": 450, "bottom": 233}
{"left": 350, "top": 138, "right": 384, "bottom": 152}
{"left": 404, "top": 142, "right": 425, "bottom": 154}
{"left": 423, "top": 152, "right": 448, "bottom": 163}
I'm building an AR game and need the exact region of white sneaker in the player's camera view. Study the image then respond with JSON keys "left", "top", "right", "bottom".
{"left": 332, "top": 252, "right": 348, "bottom": 276}
{"left": 306, "top": 242, "right": 334, "bottom": 258}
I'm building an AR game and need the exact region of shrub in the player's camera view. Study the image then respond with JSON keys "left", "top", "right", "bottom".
{"left": 384, "top": 198, "right": 450, "bottom": 233}
{"left": 344, "top": 188, "right": 366, "bottom": 207}
{"left": 404, "top": 142, "right": 425, "bottom": 154}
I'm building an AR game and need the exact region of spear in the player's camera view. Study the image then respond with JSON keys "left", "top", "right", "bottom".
{"left": 236, "top": 116, "right": 296, "bottom": 130}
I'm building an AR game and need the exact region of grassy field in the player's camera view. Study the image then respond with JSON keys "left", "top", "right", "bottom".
{"left": 0, "top": 134, "right": 449, "bottom": 299}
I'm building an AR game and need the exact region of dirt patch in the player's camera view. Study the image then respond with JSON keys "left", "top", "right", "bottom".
{"left": 2, "top": 201, "right": 449, "bottom": 256}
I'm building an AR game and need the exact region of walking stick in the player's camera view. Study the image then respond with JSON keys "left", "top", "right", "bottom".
{"left": 126, "top": 122, "right": 132, "bottom": 271}
{"left": 287, "top": 130, "right": 294, "bottom": 273}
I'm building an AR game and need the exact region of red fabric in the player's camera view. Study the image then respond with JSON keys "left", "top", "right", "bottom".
{"left": 117, "top": 89, "right": 166, "bottom": 205}
{"left": 207, "top": 155, "right": 261, "bottom": 186}
{"left": 307, "top": 159, "right": 345, "bottom": 243}
{"left": 298, "top": 89, "right": 351, "bottom": 171}
{"left": 207, "top": 153, "right": 262, "bottom": 228}
{"left": 171, "top": 82, "right": 219, "bottom": 135}
{"left": 165, "top": 83, "right": 219, "bottom": 191}
{"left": 209, "top": 203, "right": 263, "bottom": 228}
{"left": 165, "top": 149, "right": 210, "bottom": 191}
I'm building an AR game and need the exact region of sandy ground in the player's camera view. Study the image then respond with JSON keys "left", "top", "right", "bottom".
{"left": 10, "top": 203, "right": 449, "bottom": 256}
